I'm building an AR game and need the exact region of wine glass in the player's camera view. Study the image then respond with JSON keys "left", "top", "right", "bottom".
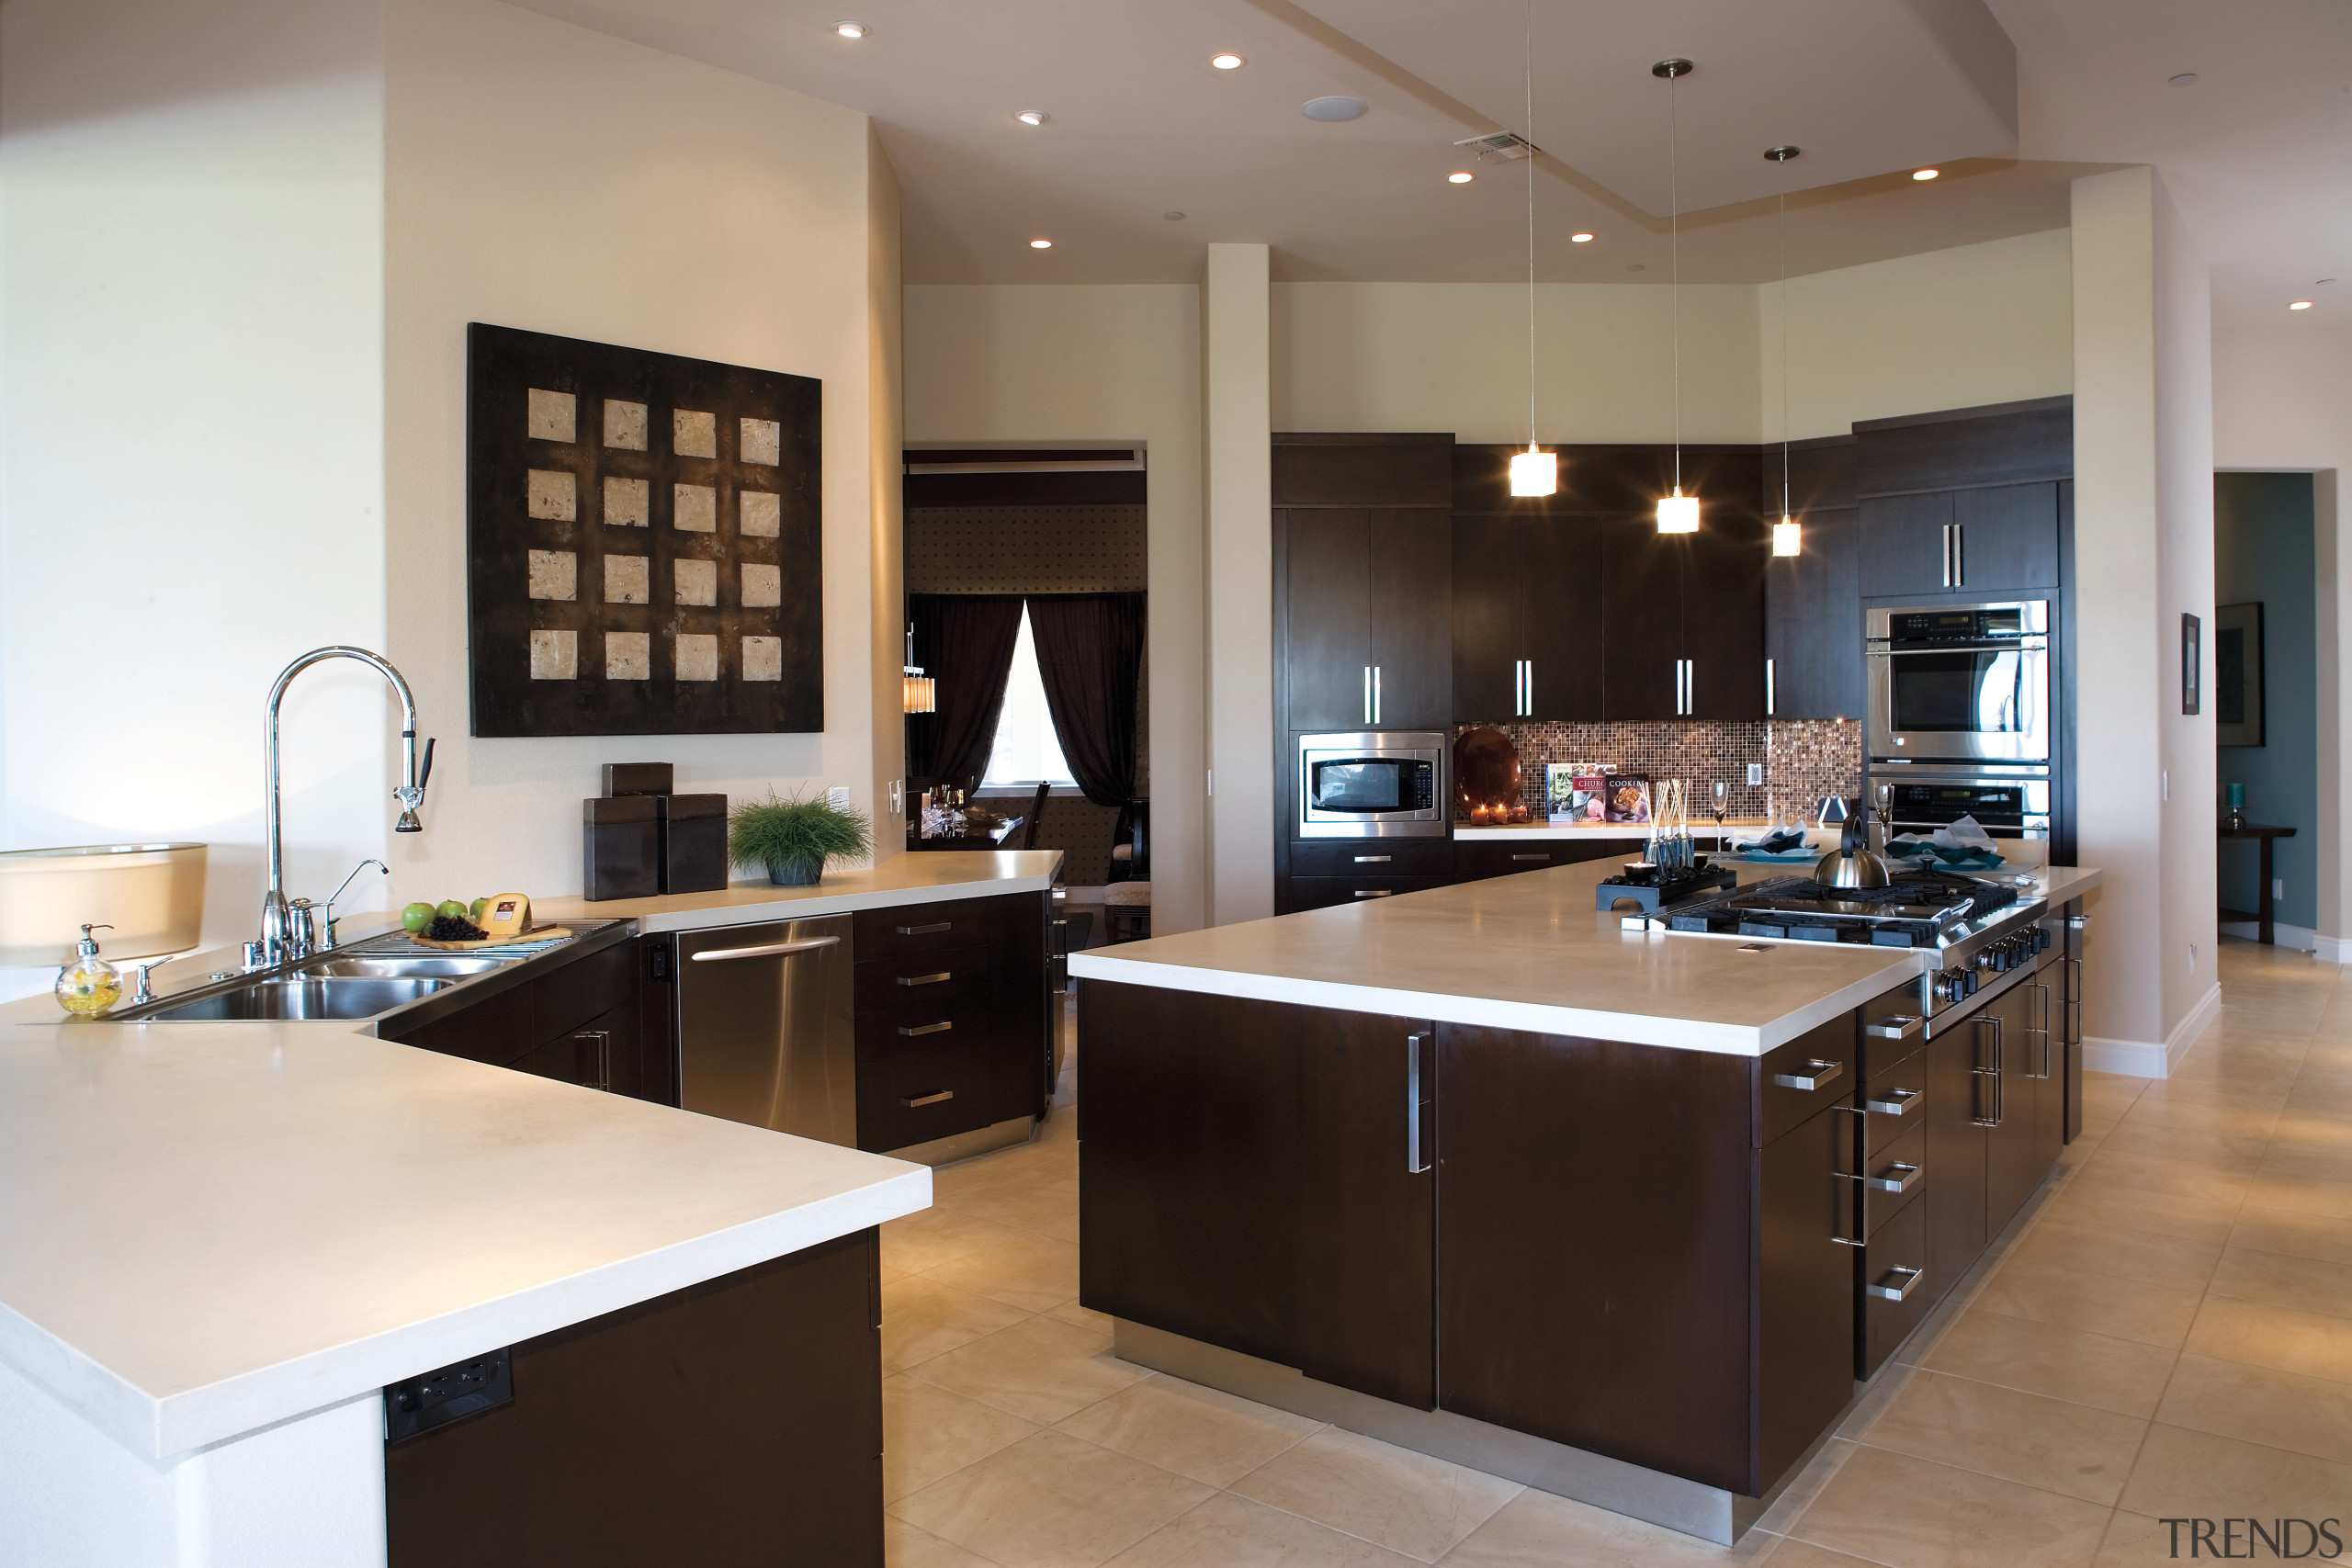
{"left": 1712, "top": 781, "right": 1729, "bottom": 847}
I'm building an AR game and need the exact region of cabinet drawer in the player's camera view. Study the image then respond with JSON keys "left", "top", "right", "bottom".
{"left": 854, "top": 956, "right": 990, "bottom": 1017}
{"left": 1284, "top": 875, "right": 1453, "bottom": 912}
{"left": 1760, "top": 1016, "right": 1858, "bottom": 1145}
{"left": 508, "top": 1000, "right": 635, "bottom": 1094}
{"left": 532, "top": 942, "right": 636, "bottom": 1045}
{"left": 854, "top": 991, "right": 995, "bottom": 1065}
{"left": 1860, "top": 1188, "right": 1933, "bottom": 1376}
{"left": 1287, "top": 840, "right": 1456, "bottom": 877}
{"left": 855, "top": 1042, "right": 1008, "bottom": 1154}
{"left": 851, "top": 897, "right": 1001, "bottom": 964}
{"left": 1862, "top": 1048, "right": 1929, "bottom": 1157}
{"left": 1455, "top": 839, "right": 1623, "bottom": 881}
{"left": 1860, "top": 1118, "right": 1928, "bottom": 1241}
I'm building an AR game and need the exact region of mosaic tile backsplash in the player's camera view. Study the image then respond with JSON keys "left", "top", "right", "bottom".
{"left": 1455, "top": 720, "right": 1865, "bottom": 823}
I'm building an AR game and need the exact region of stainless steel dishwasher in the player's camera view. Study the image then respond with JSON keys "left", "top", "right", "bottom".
{"left": 674, "top": 915, "right": 854, "bottom": 1145}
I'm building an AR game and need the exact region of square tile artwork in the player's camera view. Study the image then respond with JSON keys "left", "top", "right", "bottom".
{"left": 468, "top": 323, "right": 820, "bottom": 736}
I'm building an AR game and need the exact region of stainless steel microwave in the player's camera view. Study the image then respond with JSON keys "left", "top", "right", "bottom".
{"left": 1297, "top": 732, "right": 1448, "bottom": 839}
{"left": 1867, "top": 602, "right": 2051, "bottom": 765}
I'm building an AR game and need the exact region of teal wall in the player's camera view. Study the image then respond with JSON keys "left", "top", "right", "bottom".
{"left": 2215, "top": 473, "right": 2318, "bottom": 933}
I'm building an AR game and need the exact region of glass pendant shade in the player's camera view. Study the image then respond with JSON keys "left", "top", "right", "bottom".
{"left": 1773, "top": 515, "right": 1802, "bottom": 556}
{"left": 902, "top": 668, "right": 936, "bottom": 714}
{"left": 1509, "top": 448, "right": 1558, "bottom": 497}
{"left": 1656, "top": 490, "right": 1700, "bottom": 534}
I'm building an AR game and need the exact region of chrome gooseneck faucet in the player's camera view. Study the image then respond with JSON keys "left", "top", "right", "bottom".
{"left": 258, "top": 648, "right": 434, "bottom": 966}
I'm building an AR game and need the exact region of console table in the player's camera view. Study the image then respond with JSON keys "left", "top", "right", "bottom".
{"left": 2221, "top": 823, "right": 2297, "bottom": 945}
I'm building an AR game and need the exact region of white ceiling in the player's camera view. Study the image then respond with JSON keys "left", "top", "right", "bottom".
{"left": 511, "top": 0, "right": 2346, "bottom": 320}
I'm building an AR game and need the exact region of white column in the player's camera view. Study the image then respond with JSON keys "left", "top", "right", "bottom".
{"left": 2071, "top": 165, "right": 2220, "bottom": 1074}
{"left": 1202, "top": 243, "right": 1275, "bottom": 926}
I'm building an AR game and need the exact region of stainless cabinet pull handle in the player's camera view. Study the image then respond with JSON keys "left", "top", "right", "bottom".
{"left": 1866, "top": 1014, "right": 1924, "bottom": 1041}
{"left": 896, "top": 920, "right": 953, "bottom": 936}
{"left": 1510, "top": 852, "right": 1550, "bottom": 863}
{"left": 1772, "top": 1058, "right": 1843, "bottom": 1090}
{"left": 1867, "top": 1160, "right": 1923, "bottom": 1193}
{"left": 898, "top": 972, "right": 951, "bottom": 987}
{"left": 898, "top": 1021, "right": 954, "bottom": 1036}
{"left": 691, "top": 935, "right": 842, "bottom": 962}
{"left": 1951, "top": 523, "right": 1964, "bottom": 587}
{"left": 1353, "top": 889, "right": 1394, "bottom": 898}
{"left": 1765, "top": 657, "right": 1775, "bottom": 716}
{"left": 1363, "top": 666, "right": 1374, "bottom": 725}
{"left": 1869, "top": 1265, "right": 1925, "bottom": 1302}
{"left": 903, "top": 1089, "right": 954, "bottom": 1108}
{"left": 1353, "top": 854, "right": 1392, "bottom": 863}
{"left": 1406, "top": 1031, "right": 1431, "bottom": 1174}
{"left": 1972, "top": 1013, "right": 2003, "bottom": 1127}
{"left": 1372, "top": 666, "right": 1383, "bottom": 725}
{"left": 1864, "top": 1086, "right": 1923, "bottom": 1115}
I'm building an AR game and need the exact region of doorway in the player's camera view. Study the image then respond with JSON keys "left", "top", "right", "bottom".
{"left": 2215, "top": 472, "right": 2319, "bottom": 950}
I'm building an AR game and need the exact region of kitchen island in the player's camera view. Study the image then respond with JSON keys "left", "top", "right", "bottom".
{"left": 1069, "top": 855, "right": 2099, "bottom": 1543}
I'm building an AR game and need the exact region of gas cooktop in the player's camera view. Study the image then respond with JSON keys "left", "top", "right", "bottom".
{"left": 1656, "top": 872, "right": 2021, "bottom": 949}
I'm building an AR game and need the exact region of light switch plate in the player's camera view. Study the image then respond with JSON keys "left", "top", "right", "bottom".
{"left": 888, "top": 779, "right": 905, "bottom": 816}
{"left": 1747, "top": 763, "right": 1764, "bottom": 785}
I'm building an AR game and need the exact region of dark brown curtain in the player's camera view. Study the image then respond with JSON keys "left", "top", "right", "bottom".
{"left": 1028, "top": 592, "right": 1146, "bottom": 808}
{"left": 906, "top": 593, "right": 1024, "bottom": 790}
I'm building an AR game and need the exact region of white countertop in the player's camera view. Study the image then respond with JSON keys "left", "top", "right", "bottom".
{"left": 0, "top": 990, "right": 930, "bottom": 1461}
{"left": 1073, "top": 859, "right": 2103, "bottom": 1056}
{"left": 1453, "top": 818, "right": 1782, "bottom": 841}
{"left": 530, "top": 849, "right": 1063, "bottom": 933}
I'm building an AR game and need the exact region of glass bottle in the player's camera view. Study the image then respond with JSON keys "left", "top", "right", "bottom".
{"left": 56, "top": 924, "right": 122, "bottom": 1016}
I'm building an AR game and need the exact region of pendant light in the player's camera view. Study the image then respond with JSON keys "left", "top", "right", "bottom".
{"left": 1508, "top": 0, "right": 1556, "bottom": 497}
{"left": 900, "top": 623, "right": 935, "bottom": 715}
{"left": 1652, "top": 59, "right": 1699, "bottom": 533}
{"left": 1766, "top": 144, "right": 1803, "bottom": 557}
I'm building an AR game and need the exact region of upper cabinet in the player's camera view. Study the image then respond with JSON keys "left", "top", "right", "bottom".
{"left": 1764, "top": 435, "right": 1863, "bottom": 720}
{"left": 1451, "top": 510, "right": 1602, "bottom": 723}
{"left": 1855, "top": 400, "right": 2071, "bottom": 600}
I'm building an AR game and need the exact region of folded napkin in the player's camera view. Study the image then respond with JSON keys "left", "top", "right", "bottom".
{"left": 1733, "top": 819, "right": 1812, "bottom": 854}
{"left": 1888, "top": 814, "right": 2003, "bottom": 868}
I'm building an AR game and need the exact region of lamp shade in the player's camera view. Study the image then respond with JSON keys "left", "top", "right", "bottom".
{"left": 1773, "top": 515, "right": 1803, "bottom": 556}
{"left": 1656, "top": 491, "right": 1700, "bottom": 534}
{"left": 1509, "top": 449, "right": 1557, "bottom": 497}
{"left": 902, "top": 669, "right": 936, "bottom": 715}
{"left": 0, "top": 843, "right": 207, "bottom": 965}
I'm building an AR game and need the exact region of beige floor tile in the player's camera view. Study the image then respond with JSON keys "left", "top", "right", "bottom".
{"left": 1056, "top": 1374, "right": 1321, "bottom": 1487}
{"left": 1853, "top": 1370, "right": 2147, "bottom": 1505}
{"left": 1107, "top": 1491, "right": 1420, "bottom": 1567}
{"left": 944, "top": 1176, "right": 1084, "bottom": 1245}
{"left": 885, "top": 1374, "right": 1040, "bottom": 1503}
{"left": 934, "top": 1145, "right": 1070, "bottom": 1204}
{"left": 2260, "top": 1139, "right": 2352, "bottom": 1185}
{"left": 2037, "top": 1182, "right": 2242, "bottom": 1247}
{"left": 922, "top": 1228, "right": 1084, "bottom": 1313}
{"left": 2001, "top": 1216, "right": 2226, "bottom": 1292}
{"left": 1433, "top": 1484, "right": 1778, "bottom": 1567}
{"left": 2231, "top": 1201, "right": 2352, "bottom": 1266}
{"left": 2248, "top": 1164, "right": 2352, "bottom": 1219}
{"left": 2155, "top": 1350, "right": 2352, "bottom": 1465}
{"left": 1765, "top": 1541, "right": 1888, "bottom": 1568}
{"left": 885, "top": 1274, "right": 1037, "bottom": 1371}
{"left": 888, "top": 1514, "right": 1001, "bottom": 1568}
{"left": 2089, "top": 1511, "right": 2192, "bottom": 1568}
{"left": 1048, "top": 1300, "right": 1114, "bottom": 1332}
{"left": 886, "top": 1207, "right": 1035, "bottom": 1275}
{"left": 2117, "top": 1420, "right": 2352, "bottom": 1522}
{"left": 1786, "top": 1444, "right": 2111, "bottom": 1568}
{"left": 2184, "top": 1292, "right": 2352, "bottom": 1382}
{"left": 1229, "top": 1428, "right": 1521, "bottom": 1563}
{"left": 2208, "top": 1245, "right": 2352, "bottom": 1319}
{"left": 892, "top": 1428, "right": 1212, "bottom": 1568}
{"left": 1970, "top": 1259, "right": 2205, "bottom": 1348}
{"left": 1750, "top": 1437, "right": 1860, "bottom": 1536}
{"left": 1917, "top": 1310, "right": 2177, "bottom": 1418}
{"left": 2062, "top": 1152, "right": 2251, "bottom": 1208}
{"left": 906, "top": 1313, "right": 1149, "bottom": 1425}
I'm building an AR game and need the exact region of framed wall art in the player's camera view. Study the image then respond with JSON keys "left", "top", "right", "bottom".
{"left": 467, "top": 322, "right": 822, "bottom": 738}
{"left": 2216, "top": 601, "right": 2266, "bottom": 747}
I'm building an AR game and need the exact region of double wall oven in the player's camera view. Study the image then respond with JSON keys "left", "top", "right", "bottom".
{"left": 1867, "top": 602, "right": 2052, "bottom": 840}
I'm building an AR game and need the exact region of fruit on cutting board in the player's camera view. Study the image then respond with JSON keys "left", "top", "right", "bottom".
{"left": 401, "top": 902, "right": 435, "bottom": 933}
{"left": 424, "top": 914, "right": 488, "bottom": 942}
{"left": 468, "top": 897, "right": 490, "bottom": 920}
{"left": 435, "top": 899, "right": 468, "bottom": 919}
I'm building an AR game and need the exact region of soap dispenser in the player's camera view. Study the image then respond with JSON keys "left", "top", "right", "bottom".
{"left": 56, "top": 924, "right": 122, "bottom": 1016}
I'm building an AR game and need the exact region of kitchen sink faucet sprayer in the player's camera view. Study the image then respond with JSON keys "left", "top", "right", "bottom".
{"left": 257, "top": 648, "right": 434, "bottom": 967}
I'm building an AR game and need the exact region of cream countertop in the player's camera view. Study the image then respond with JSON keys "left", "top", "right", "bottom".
{"left": 529, "top": 849, "right": 1063, "bottom": 933}
{"left": 0, "top": 984, "right": 929, "bottom": 1462}
{"left": 1073, "top": 859, "right": 2103, "bottom": 1057}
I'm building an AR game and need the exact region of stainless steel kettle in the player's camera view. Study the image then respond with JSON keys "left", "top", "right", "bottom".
{"left": 1813, "top": 798, "right": 1893, "bottom": 888}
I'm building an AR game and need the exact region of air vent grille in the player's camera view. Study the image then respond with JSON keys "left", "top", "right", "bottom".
{"left": 1454, "top": 131, "right": 1538, "bottom": 161}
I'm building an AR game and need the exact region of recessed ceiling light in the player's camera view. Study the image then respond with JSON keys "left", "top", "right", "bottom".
{"left": 1570, "top": 231, "right": 1595, "bottom": 243}
{"left": 2169, "top": 73, "right": 2199, "bottom": 85}
{"left": 835, "top": 20, "right": 866, "bottom": 39}
{"left": 1211, "top": 52, "right": 1244, "bottom": 70}
{"left": 1447, "top": 171, "right": 1475, "bottom": 184}
{"left": 2291, "top": 299, "right": 2314, "bottom": 310}
{"left": 1912, "top": 168, "right": 1939, "bottom": 180}
{"left": 1015, "top": 110, "right": 1049, "bottom": 126}
{"left": 1303, "top": 96, "right": 1367, "bottom": 121}
{"left": 1030, "top": 239, "right": 1053, "bottom": 249}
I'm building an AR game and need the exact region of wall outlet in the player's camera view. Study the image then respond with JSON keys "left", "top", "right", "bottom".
{"left": 827, "top": 785, "right": 851, "bottom": 812}
{"left": 1747, "top": 763, "right": 1764, "bottom": 785}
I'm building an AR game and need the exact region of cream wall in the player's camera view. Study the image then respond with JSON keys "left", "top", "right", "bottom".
{"left": 902, "top": 283, "right": 1208, "bottom": 935}
{"left": 382, "top": 0, "right": 899, "bottom": 901}
{"left": 0, "top": 0, "right": 389, "bottom": 979}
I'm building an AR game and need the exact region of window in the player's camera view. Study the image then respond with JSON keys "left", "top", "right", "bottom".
{"left": 982, "top": 606, "right": 1076, "bottom": 787}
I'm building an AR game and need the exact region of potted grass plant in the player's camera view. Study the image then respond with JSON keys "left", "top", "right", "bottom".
{"left": 728, "top": 789, "right": 872, "bottom": 887}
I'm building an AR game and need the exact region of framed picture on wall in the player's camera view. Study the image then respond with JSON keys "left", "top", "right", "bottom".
{"left": 2216, "top": 601, "right": 2266, "bottom": 746}
{"left": 2181, "top": 613, "right": 2202, "bottom": 716}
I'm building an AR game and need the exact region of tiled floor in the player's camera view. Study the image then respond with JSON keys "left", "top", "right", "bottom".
{"left": 880, "top": 940, "right": 2352, "bottom": 1566}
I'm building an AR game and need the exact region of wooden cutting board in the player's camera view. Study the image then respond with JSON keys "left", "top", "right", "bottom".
{"left": 405, "top": 926, "right": 573, "bottom": 952}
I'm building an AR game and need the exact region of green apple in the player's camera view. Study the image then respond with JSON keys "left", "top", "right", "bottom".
{"left": 435, "top": 899, "right": 469, "bottom": 919}
{"left": 469, "top": 897, "right": 490, "bottom": 921}
{"left": 401, "top": 902, "right": 435, "bottom": 933}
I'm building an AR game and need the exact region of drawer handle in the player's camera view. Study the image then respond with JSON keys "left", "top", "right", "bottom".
{"left": 1772, "top": 1058, "right": 1843, "bottom": 1090}
{"left": 690, "top": 935, "right": 841, "bottom": 963}
{"left": 903, "top": 1089, "right": 955, "bottom": 1108}
{"left": 1869, "top": 1265, "right": 1925, "bottom": 1302}
{"left": 1867, "top": 1160, "right": 1923, "bottom": 1194}
{"left": 1866, "top": 1014, "right": 1925, "bottom": 1041}
{"left": 1353, "top": 854, "right": 1392, "bottom": 863}
{"left": 898, "top": 972, "right": 952, "bottom": 987}
{"left": 896, "top": 921, "right": 953, "bottom": 936}
{"left": 899, "top": 1021, "right": 955, "bottom": 1037}
{"left": 1865, "top": 1086, "right": 1923, "bottom": 1116}
{"left": 1353, "top": 889, "right": 1394, "bottom": 898}
{"left": 1510, "top": 852, "right": 1551, "bottom": 863}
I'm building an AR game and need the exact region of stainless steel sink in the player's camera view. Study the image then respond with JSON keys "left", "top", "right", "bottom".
{"left": 296, "top": 954, "right": 511, "bottom": 980}
{"left": 141, "top": 976, "right": 450, "bottom": 1022}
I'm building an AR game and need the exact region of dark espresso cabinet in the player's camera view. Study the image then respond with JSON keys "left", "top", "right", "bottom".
{"left": 1600, "top": 513, "right": 1770, "bottom": 721}
{"left": 1763, "top": 438, "right": 1863, "bottom": 721}
{"left": 1451, "top": 513, "right": 1602, "bottom": 721}
{"left": 381, "top": 931, "right": 673, "bottom": 1104}
{"left": 1856, "top": 400, "right": 2069, "bottom": 600}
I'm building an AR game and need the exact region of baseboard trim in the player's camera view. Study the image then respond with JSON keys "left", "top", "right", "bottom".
{"left": 2221, "top": 919, "right": 2318, "bottom": 952}
{"left": 2316, "top": 934, "right": 2352, "bottom": 964}
{"left": 882, "top": 1115, "right": 1035, "bottom": 1168}
{"left": 2083, "top": 981, "right": 2222, "bottom": 1078}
